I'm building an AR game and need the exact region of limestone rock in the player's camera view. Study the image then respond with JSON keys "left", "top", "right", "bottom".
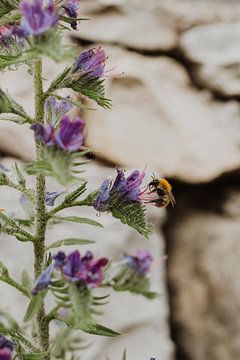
{"left": 0, "top": 158, "right": 174, "bottom": 360}
{"left": 166, "top": 187, "right": 240, "bottom": 360}
{"left": 180, "top": 23, "right": 240, "bottom": 96}
{"left": 74, "top": 1, "right": 178, "bottom": 52}
{"left": 0, "top": 123, "right": 34, "bottom": 161}
{"left": 161, "top": 0, "right": 240, "bottom": 30}
{"left": 84, "top": 48, "right": 240, "bottom": 183}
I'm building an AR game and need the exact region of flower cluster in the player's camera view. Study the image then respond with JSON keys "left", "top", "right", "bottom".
{"left": 0, "top": 26, "right": 24, "bottom": 55}
{"left": 124, "top": 250, "right": 153, "bottom": 275}
{"left": 61, "top": 0, "right": 80, "bottom": 30}
{"left": 31, "top": 115, "right": 85, "bottom": 152}
{"left": 0, "top": 335, "right": 14, "bottom": 360}
{"left": 14, "top": 0, "right": 81, "bottom": 37}
{"left": 111, "top": 250, "right": 155, "bottom": 298}
{"left": 45, "top": 190, "right": 65, "bottom": 206}
{"left": 0, "top": 26, "right": 12, "bottom": 45}
{"left": 32, "top": 250, "right": 109, "bottom": 295}
{"left": 54, "top": 250, "right": 108, "bottom": 285}
{"left": 45, "top": 96, "right": 73, "bottom": 125}
{"left": 93, "top": 169, "right": 145, "bottom": 212}
{"left": 17, "top": 0, "right": 58, "bottom": 37}
{"left": 72, "top": 47, "right": 106, "bottom": 79}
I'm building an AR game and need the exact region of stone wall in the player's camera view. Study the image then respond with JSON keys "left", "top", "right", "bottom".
{"left": 1, "top": 0, "right": 240, "bottom": 359}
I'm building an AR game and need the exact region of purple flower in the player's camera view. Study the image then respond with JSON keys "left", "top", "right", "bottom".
{"left": 31, "top": 264, "right": 54, "bottom": 295}
{"left": 31, "top": 123, "right": 55, "bottom": 146}
{"left": 124, "top": 250, "right": 153, "bottom": 275}
{"left": 0, "top": 26, "right": 25, "bottom": 52}
{"left": 45, "top": 190, "right": 64, "bottom": 206}
{"left": 0, "top": 335, "right": 14, "bottom": 360}
{"left": 52, "top": 251, "right": 66, "bottom": 268}
{"left": 53, "top": 250, "right": 108, "bottom": 287}
{"left": 0, "top": 26, "right": 12, "bottom": 46}
{"left": 92, "top": 179, "right": 110, "bottom": 212}
{"left": 0, "top": 348, "right": 12, "bottom": 360}
{"left": 62, "top": 0, "right": 80, "bottom": 30}
{"left": 55, "top": 116, "right": 85, "bottom": 152}
{"left": 112, "top": 169, "right": 145, "bottom": 201}
{"left": 45, "top": 96, "right": 73, "bottom": 121}
{"left": 72, "top": 47, "right": 106, "bottom": 78}
{"left": 18, "top": 0, "right": 58, "bottom": 37}
{"left": 93, "top": 169, "right": 145, "bottom": 212}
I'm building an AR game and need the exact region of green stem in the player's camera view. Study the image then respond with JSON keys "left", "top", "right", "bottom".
{"left": 46, "top": 301, "right": 65, "bottom": 323}
{"left": 33, "top": 59, "right": 50, "bottom": 357}
{"left": 0, "top": 275, "right": 30, "bottom": 298}
{"left": 47, "top": 191, "right": 98, "bottom": 218}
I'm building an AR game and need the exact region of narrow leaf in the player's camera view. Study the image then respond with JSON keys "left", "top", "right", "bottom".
{"left": 63, "top": 183, "right": 86, "bottom": 204}
{"left": 54, "top": 216, "right": 103, "bottom": 228}
{"left": 122, "top": 349, "right": 127, "bottom": 360}
{"left": 22, "top": 351, "right": 50, "bottom": 359}
{"left": 79, "top": 321, "right": 121, "bottom": 337}
{"left": 47, "top": 238, "right": 95, "bottom": 250}
{"left": 21, "top": 270, "right": 32, "bottom": 291}
{"left": 24, "top": 291, "right": 47, "bottom": 322}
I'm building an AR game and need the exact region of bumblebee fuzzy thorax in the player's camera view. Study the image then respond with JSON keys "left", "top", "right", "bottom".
{"left": 146, "top": 177, "right": 175, "bottom": 208}
{"left": 159, "top": 178, "right": 172, "bottom": 192}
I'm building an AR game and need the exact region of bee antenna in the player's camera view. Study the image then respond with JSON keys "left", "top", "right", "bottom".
{"left": 151, "top": 172, "right": 156, "bottom": 180}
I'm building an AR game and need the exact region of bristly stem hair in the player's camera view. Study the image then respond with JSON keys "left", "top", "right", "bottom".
{"left": 33, "top": 58, "right": 50, "bottom": 358}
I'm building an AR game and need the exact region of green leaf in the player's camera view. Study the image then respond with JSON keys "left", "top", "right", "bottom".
{"left": 0, "top": 52, "right": 32, "bottom": 71}
{"left": 0, "top": 0, "right": 19, "bottom": 17}
{"left": 22, "top": 351, "right": 50, "bottom": 359}
{"left": 21, "top": 270, "right": 33, "bottom": 291}
{"left": 24, "top": 291, "right": 47, "bottom": 322}
{"left": 30, "top": 29, "right": 74, "bottom": 63}
{"left": 108, "top": 192, "right": 153, "bottom": 238}
{"left": 62, "top": 182, "right": 87, "bottom": 204}
{"left": 122, "top": 349, "right": 127, "bottom": 360}
{"left": 113, "top": 284, "right": 157, "bottom": 299}
{"left": 79, "top": 321, "right": 121, "bottom": 337}
{"left": 0, "top": 170, "right": 8, "bottom": 185}
{"left": 0, "top": 88, "right": 29, "bottom": 119}
{"left": 13, "top": 233, "right": 32, "bottom": 242}
{"left": 13, "top": 162, "right": 26, "bottom": 187}
{"left": 46, "top": 238, "right": 95, "bottom": 250}
{"left": 0, "top": 114, "right": 30, "bottom": 124}
{"left": 68, "top": 77, "right": 111, "bottom": 109}
{"left": 47, "top": 67, "right": 72, "bottom": 93}
{"left": 15, "top": 218, "right": 33, "bottom": 227}
{"left": 26, "top": 147, "right": 75, "bottom": 186}
{"left": 0, "top": 260, "right": 8, "bottom": 276}
{"left": 54, "top": 216, "right": 103, "bottom": 228}
{"left": 0, "top": 9, "right": 21, "bottom": 26}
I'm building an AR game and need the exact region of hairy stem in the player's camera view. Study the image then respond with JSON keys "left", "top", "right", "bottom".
{"left": 0, "top": 275, "right": 30, "bottom": 298}
{"left": 33, "top": 59, "right": 50, "bottom": 357}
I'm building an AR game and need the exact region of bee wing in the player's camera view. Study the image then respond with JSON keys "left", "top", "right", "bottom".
{"left": 169, "top": 191, "right": 176, "bottom": 206}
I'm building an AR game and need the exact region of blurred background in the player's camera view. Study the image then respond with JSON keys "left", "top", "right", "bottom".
{"left": 1, "top": 0, "right": 240, "bottom": 359}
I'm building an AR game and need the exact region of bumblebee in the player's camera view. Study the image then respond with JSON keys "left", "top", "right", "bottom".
{"left": 147, "top": 177, "right": 176, "bottom": 208}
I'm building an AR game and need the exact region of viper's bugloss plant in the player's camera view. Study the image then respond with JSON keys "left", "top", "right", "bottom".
{"left": 0, "top": 0, "right": 173, "bottom": 359}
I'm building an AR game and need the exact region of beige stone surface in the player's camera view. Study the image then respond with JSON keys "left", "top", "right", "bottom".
{"left": 84, "top": 48, "right": 240, "bottom": 183}
{"left": 160, "top": 0, "right": 240, "bottom": 30}
{"left": 0, "top": 158, "right": 174, "bottom": 360}
{"left": 167, "top": 202, "right": 240, "bottom": 360}
{"left": 180, "top": 22, "right": 240, "bottom": 96}
{"left": 77, "top": 0, "right": 240, "bottom": 50}
{"left": 75, "top": 1, "right": 178, "bottom": 51}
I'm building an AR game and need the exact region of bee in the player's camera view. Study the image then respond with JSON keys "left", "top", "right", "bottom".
{"left": 147, "top": 177, "right": 176, "bottom": 208}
